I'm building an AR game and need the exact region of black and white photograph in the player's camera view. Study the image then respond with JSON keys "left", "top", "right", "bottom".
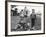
{"left": 6, "top": 1, "right": 45, "bottom": 35}
{"left": 11, "top": 5, "right": 41, "bottom": 31}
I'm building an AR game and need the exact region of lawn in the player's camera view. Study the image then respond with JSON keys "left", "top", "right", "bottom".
{"left": 11, "top": 16, "right": 41, "bottom": 31}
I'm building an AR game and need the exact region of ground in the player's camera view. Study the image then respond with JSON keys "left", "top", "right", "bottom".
{"left": 11, "top": 16, "right": 41, "bottom": 31}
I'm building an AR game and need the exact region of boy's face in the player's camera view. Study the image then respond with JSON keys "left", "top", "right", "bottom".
{"left": 32, "top": 9, "right": 35, "bottom": 13}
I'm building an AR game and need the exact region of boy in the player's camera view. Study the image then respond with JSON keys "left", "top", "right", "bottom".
{"left": 30, "top": 9, "right": 36, "bottom": 29}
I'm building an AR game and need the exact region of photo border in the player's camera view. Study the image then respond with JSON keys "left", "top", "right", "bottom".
{"left": 5, "top": 1, "right": 45, "bottom": 36}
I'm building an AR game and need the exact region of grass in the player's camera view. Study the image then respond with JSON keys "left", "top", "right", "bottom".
{"left": 11, "top": 16, "right": 41, "bottom": 31}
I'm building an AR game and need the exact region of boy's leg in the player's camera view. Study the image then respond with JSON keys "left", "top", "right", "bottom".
{"left": 31, "top": 19, "right": 35, "bottom": 28}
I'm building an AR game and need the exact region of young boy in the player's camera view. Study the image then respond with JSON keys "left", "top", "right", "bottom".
{"left": 30, "top": 9, "right": 36, "bottom": 29}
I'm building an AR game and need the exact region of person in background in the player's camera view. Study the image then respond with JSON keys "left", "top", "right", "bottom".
{"left": 30, "top": 9, "right": 36, "bottom": 29}
{"left": 24, "top": 6, "right": 29, "bottom": 17}
{"left": 13, "top": 8, "right": 18, "bottom": 16}
{"left": 20, "top": 10, "right": 24, "bottom": 17}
